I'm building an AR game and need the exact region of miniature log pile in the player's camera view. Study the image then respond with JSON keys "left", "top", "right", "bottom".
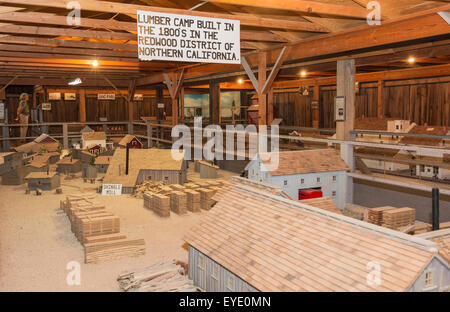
{"left": 60, "top": 194, "right": 146, "bottom": 263}
{"left": 368, "top": 206, "right": 416, "bottom": 230}
{"left": 141, "top": 179, "right": 229, "bottom": 216}
{"left": 117, "top": 260, "right": 201, "bottom": 292}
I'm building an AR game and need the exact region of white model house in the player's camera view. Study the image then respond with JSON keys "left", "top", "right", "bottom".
{"left": 245, "top": 149, "right": 349, "bottom": 210}
{"left": 81, "top": 131, "right": 107, "bottom": 149}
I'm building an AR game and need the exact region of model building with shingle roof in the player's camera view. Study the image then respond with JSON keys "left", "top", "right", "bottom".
{"left": 185, "top": 184, "right": 450, "bottom": 292}
{"left": 246, "top": 149, "right": 349, "bottom": 209}
{"left": 103, "top": 148, "right": 186, "bottom": 194}
{"left": 81, "top": 131, "right": 107, "bottom": 149}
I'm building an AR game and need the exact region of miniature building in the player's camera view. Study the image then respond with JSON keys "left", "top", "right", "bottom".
{"left": 352, "top": 117, "right": 415, "bottom": 144}
{"left": 26, "top": 161, "right": 49, "bottom": 173}
{"left": 103, "top": 149, "right": 187, "bottom": 194}
{"left": 87, "top": 143, "right": 102, "bottom": 155}
{"left": 118, "top": 135, "right": 143, "bottom": 149}
{"left": 14, "top": 133, "right": 60, "bottom": 155}
{"left": 28, "top": 152, "right": 60, "bottom": 165}
{"left": 198, "top": 161, "right": 219, "bottom": 179}
{"left": 25, "top": 171, "right": 60, "bottom": 191}
{"left": 245, "top": 149, "right": 349, "bottom": 209}
{"left": 94, "top": 156, "right": 111, "bottom": 173}
{"left": 82, "top": 164, "right": 97, "bottom": 179}
{"left": 1, "top": 166, "right": 28, "bottom": 185}
{"left": 355, "top": 147, "right": 409, "bottom": 173}
{"left": 0, "top": 152, "right": 28, "bottom": 185}
{"left": 81, "top": 131, "right": 107, "bottom": 149}
{"left": 185, "top": 184, "right": 450, "bottom": 292}
{"left": 56, "top": 158, "right": 82, "bottom": 173}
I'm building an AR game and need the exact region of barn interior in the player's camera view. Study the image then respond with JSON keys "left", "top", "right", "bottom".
{"left": 0, "top": 0, "right": 449, "bottom": 293}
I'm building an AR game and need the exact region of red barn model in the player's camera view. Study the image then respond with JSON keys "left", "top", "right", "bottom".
{"left": 87, "top": 144, "right": 101, "bottom": 155}
{"left": 118, "top": 135, "right": 143, "bottom": 149}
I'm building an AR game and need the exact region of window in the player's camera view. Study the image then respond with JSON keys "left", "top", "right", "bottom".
{"left": 425, "top": 271, "right": 433, "bottom": 287}
{"left": 226, "top": 276, "right": 234, "bottom": 291}
{"left": 433, "top": 166, "right": 439, "bottom": 174}
{"left": 284, "top": 180, "right": 287, "bottom": 185}
{"left": 198, "top": 255, "right": 205, "bottom": 269}
{"left": 420, "top": 165, "right": 425, "bottom": 172}
{"left": 301, "top": 178, "right": 304, "bottom": 184}
{"left": 317, "top": 177, "right": 320, "bottom": 183}
{"left": 211, "top": 264, "right": 219, "bottom": 291}
{"left": 332, "top": 176, "right": 337, "bottom": 182}
{"left": 332, "top": 191, "right": 336, "bottom": 197}
{"left": 396, "top": 125, "right": 399, "bottom": 130}
{"left": 212, "top": 264, "right": 219, "bottom": 278}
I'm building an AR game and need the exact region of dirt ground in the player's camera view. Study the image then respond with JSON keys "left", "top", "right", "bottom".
{"left": 0, "top": 163, "right": 235, "bottom": 292}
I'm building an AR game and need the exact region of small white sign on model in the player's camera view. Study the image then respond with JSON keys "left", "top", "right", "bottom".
{"left": 137, "top": 10, "right": 240, "bottom": 64}
{"left": 102, "top": 184, "right": 122, "bottom": 196}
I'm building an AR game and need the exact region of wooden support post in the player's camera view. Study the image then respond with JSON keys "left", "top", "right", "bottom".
{"left": 377, "top": 80, "right": 384, "bottom": 118}
{"left": 79, "top": 88, "right": 86, "bottom": 122}
{"left": 156, "top": 87, "right": 163, "bottom": 120}
{"left": 128, "top": 122, "right": 134, "bottom": 135}
{"left": 258, "top": 52, "right": 267, "bottom": 126}
{"left": 62, "top": 123, "right": 69, "bottom": 149}
{"left": 180, "top": 87, "right": 185, "bottom": 121}
{"left": 336, "top": 59, "right": 355, "bottom": 141}
{"left": 146, "top": 123, "right": 153, "bottom": 148}
{"left": 128, "top": 80, "right": 136, "bottom": 122}
{"left": 170, "top": 71, "right": 178, "bottom": 126}
{"left": 209, "top": 80, "right": 220, "bottom": 125}
{"left": 312, "top": 84, "right": 320, "bottom": 128}
{"left": 267, "top": 88, "right": 274, "bottom": 125}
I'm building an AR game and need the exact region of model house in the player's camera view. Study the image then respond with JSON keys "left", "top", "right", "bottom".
{"left": 103, "top": 149, "right": 187, "bottom": 194}
{"left": 118, "top": 135, "right": 143, "bottom": 149}
{"left": 25, "top": 172, "right": 60, "bottom": 191}
{"left": 28, "top": 152, "right": 60, "bottom": 165}
{"left": 26, "top": 161, "right": 49, "bottom": 173}
{"left": 95, "top": 156, "right": 111, "bottom": 173}
{"left": 87, "top": 143, "right": 102, "bottom": 155}
{"left": 185, "top": 184, "right": 450, "bottom": 292}
{"left": 355, "top": 147, "right": 410, "bottom": 173}
{"left": 14, "top": 134, "right": 60, "bottom": 155}
{"left": 56, "top": 158, "right": 82, "bottom": 174}
{"left": 245, "top": 149, "right": 349, "bottom": 209}
{"left": 0, "top": 152, "right": 28, "bottom": 185}
{"left": 350, "top": 117, "right": 415, "bottom": 144}
{"left": 81, "top": 131, "right": 107, "bottom": 149}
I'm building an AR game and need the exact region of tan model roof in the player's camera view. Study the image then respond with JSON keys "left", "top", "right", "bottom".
{"left": 56, "top": 158, "right": 80, "bottom": 165}
{"left": 103, "top": 148, "right": 185, "bottom": 187}
{"left": 417, "top": 229, "right": 450, "bottom": 263}
{"left": 82, "top": 131, "right": 106, "bottom": 141}
{"left": 186, "top": 185, "right": 438, "bottom": 292}
{"left": 300, "top": 197, "right": 342, "bottom": 215}
{"left": 256, "top": 149, "right": 349, "bottom": 176}
{"left": 354, "top": 117, "right": 395, "bottom": 131}
{"left": 30, "top": 152, "right": 60, "bottom": 163}
{"left": 26, "top": 161, "right": 48, "bottom": 169}
{"left": 118, "top": 135, "right": 142, "bottom": 147}
{"left": 25, "top": 171, "right": 57, "bottom": 179}
{"left": 15, "top": 141, "right": 60, "bottom": 154}
{"left": 400, "top": 125, "right": 448, "bottom": 146}
{"left": 95, "top": 156, "right": 111, "bottom": 165}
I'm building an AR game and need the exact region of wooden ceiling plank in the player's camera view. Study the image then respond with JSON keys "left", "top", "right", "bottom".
{"left": 0, "top": 0, "right": 329, "bottom": 32}
{"left": 205, "top": 0, "right": 370, "bottom": 19}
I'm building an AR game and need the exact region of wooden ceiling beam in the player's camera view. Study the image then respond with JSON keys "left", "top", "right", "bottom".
{"left": 0, "top": 50, "right": 137, "bottom": 62}
{"left": 204, "top": 0, "right": 370, "bottom": 19}
{"left": 0, "top": 0, "right": 329, "bottom": 32}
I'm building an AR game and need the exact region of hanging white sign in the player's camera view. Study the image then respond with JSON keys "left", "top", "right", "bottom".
{"left": 137, "top": 10, "right": 240, "bottom": 64}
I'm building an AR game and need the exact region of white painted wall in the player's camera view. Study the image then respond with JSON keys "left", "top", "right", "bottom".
{"left": 82, "top": 139, "right": 106, "bottom": 149}
{"left": 246, "top": 156, "right": 347, "bottom": 210}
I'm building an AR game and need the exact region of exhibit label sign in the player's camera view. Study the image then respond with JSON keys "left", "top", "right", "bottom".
{"left": 98, "top": 93, "right": 115, "bottom": 100}
{"left": 64, "top": 93, "right": 76, "bottom": 101}
{"left": 41, "top": 103, "right": 51, "bottom": 111}
{"left": 102, "top": 184, "right": 122, "bottom": 196}
{"left": 137, "top": 10, "right": 240, "bottom": 64}
{"left": 48, "top": 92, "right": 61, "bottom": 100}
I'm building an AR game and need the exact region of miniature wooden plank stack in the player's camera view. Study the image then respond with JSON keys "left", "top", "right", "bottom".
{"left": 170, "top": 191, "right": 187, "bottom": 215}
{"left": 185, "top": 189, "right": 201, "bottom": 212}
{"left": 198, "top": 188, "right": 216, "bottom": 210}
{"left": 368, "top": 206, "right": 396, "bottom": 225}
{"left": 153, "top": 194, "right": 171, "bottom": 217}
{"left": 382, "top": 207, "right": 416, "bottom": 229}
{"left": 61, "top": 195, "right": 145, "bottom": 263}
{"left": 169, "top": 184, "right": 185, "bottom": 192}
{"left": 143, "top": 192, "right": 155, "bottom": 210}
{"left": 84, "top": 238, "right": 145, "bottom": 264}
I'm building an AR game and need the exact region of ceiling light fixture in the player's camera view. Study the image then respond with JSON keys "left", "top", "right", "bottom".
{"left": 300, "top": 70, "right": 307, "bottom": 77}
{"left": 408, "top": 57, "right": 415, "bottom": 64}
{"left": 68, "top": 78, "right": 82, "bottom": 86}
{"left": 92, "top": 60, "right": 99, "bottom": 67}
{"left": 237, "top": 78, "right": 243, "bottom": 84}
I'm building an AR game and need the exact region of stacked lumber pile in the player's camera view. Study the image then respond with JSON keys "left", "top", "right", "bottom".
{"left": 185, "top": 190, "right": 201, "bottom": 212}
{"left": 170, "top": 191, "right": 187, "bottom": 214}
{"left": 143, "top": 192, "right": 155, "bottom": 210}
{"left": 382, "top": 207, "right": 415, "bottom": 229}
{"left": 117, "top": 260, "right": 201, "bottom": 292}
{"left": 85, "top": 238, "right": 145, "bottom": 264}
{"left": 153, "top": 194, "right": 171, "bottom": 217}
{"left": 61, "top": 194, "right": 145, "bottom": 263}
{"left": 198, "top": 188, "right": 216, "bottom": 210}
{"left": 133, "top": 180, "right": 166, "bottom": 198}
{"left": 368, "top": 206, "right": 395, "bottom": 225}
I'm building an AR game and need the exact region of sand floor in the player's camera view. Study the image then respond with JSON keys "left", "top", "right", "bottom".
{"left": 0, "top": 164, "right": 235, "bottom": 292}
